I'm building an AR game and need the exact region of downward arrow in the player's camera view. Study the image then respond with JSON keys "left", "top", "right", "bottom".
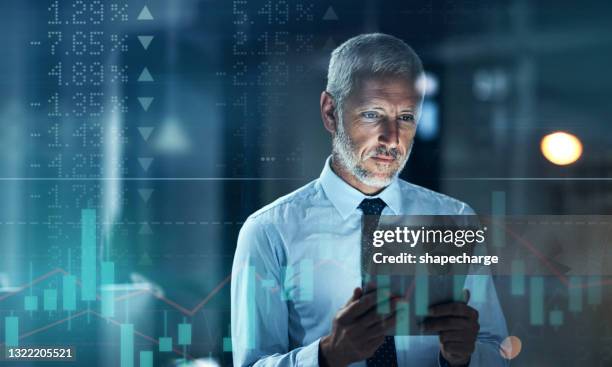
{"left": 138, "top": 97, "right": 154, "bottom": 111}
{"left": 138, "top": 157, "right": 154, "bottom": 172}
{"left": 138, "top": 189, "right": 154, "bottom": 203}
{"left": 138, "top": 35, "right": 154, "bottom": 50}
{"left": 138, "top": 127, "right": 155, "bottom": 142}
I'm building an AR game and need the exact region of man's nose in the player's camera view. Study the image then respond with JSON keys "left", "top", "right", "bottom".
{"left": 378, "top": 118, "right": 399, "bottom": 146}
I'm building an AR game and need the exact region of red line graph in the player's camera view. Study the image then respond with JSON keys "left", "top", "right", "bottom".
{"left": 0, "top": 224, "right": 609, "bottom": 354}
{"left": 0, "top": 309, "right": 194, "bottom": 360}
{"left": 19, "top": 309, "right": 88, "bottom": 339}
{"left": 0, "top": 267, "right": 236, "bottom": 316}
{"left": 126, "top": 272, "right": 234, "bottom": 316}
{"left": 1, "top": 236, "right": 607, "bottom": 318}
{"left": 500, "top": 223, "right": 612, "bottom": 289}
{"left": 0, "top": 268, "right": 66, "bottom": 301}
{"left": 0, "top": 260, "right": 337, "bottom": 316}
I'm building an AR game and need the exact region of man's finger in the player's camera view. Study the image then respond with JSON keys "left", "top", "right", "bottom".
{"left": 463, "top": 289, "right": 471, "bottom": 303}
{"left": 365, "top": 333, "right": 387, "bottom": 346}
{"left": 357, "top": 307, "right": 386, "bottom": 328}
{"left": 422, "top": 316, "right": 472, "bottom": 332}
{"left": 353, "top": 290, "right": 396, "bottom": 317}
{"left": 347, "top": 287, "right": 363, "bottom": 304}
{"left": 356, "top": 294, "right": 401, "bottom": 323}
{"left": 339, "top": 289, "right": 382, "bottom": 322}
{"left": 428, "top": 302, "right": 477, "bottom": 319}
{"left": 382, "top": 310, "right": 399, "bottom": 332}
{"left": 362, "top": 280, "right": 378, "bottom": 294}
{"left": 364, "top": 311, "right": 396, "bottom": 333}
{"left": 335, "top": 288, "right": 363, "bottom": 323}
{"left": 442, "top": 341, "right": 475, "bottom": 356}
{"left": 364, "top": 321, "right": 386, "bottom": 337}
{"left": 439, "top": 330, "right": 473, "bottom": 344}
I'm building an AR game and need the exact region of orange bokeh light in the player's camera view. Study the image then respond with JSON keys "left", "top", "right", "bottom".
{"left": 499, "top": 335, "right": 522, "bottom": 360}
{"left": 540, "top": 131, "right": 583, "bottom": 166}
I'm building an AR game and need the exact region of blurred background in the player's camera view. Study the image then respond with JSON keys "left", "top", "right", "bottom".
{"left": 0, "top": 0, "right": 611, "bottom": 365}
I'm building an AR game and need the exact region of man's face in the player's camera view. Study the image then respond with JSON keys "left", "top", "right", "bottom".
{"left": 332, "top": 75, "right": 422, "bottom": 188}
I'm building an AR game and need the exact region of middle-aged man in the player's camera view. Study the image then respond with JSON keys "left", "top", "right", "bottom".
{"left": 231, "top": 33, "right": 507, "bottom": 367}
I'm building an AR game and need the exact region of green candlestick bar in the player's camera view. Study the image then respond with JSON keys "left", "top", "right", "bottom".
{"left": 4, "top": 316, "right": 18, "bottom": 347}
{"left": 569, "top": 276, "right": 583, "bottom": 313}
{"left": 299, "top": 259, "right": 313, "bottom": 301}
{"left": 159, "top": 337, "right": 172, "bottom": 352}
{"left": 376, "top": 275, "right": 391, "bottom": 314}
{"left": 529, "top": 277, "right": 544, "bottom": 325}
{"left": 491, "top": 191, "right": 506, "bottom": 248}
{"left": 139, "top": 351, "right": 152, "bottom": 367}
{"left": 246, "top": 265, "right": 256, "bottom": 349}
{"left": 549, "top": 310, "right": 564, "bottom": 327}
{"left": 81, "top": 209, "right": 97, "bottom": 301}
{"left": 414, "top": 274, "right": 428, "bottom": 316}
{"left": 44, "top": 289, "right": 57, "bottom": 311}
{"left": 395, "top": 300, "right": 409, "bottom": 335}
{"left": 178, "top": 323, "right": 192, "bottom": 345}
{"left": 511, "top": 260, "right": 525, "bottom": 295}
{"left": 453, "top": 275, "right": 467, "bottom": 301}
{"left": 470, "top": 275, "right": 488, "bottom": 303}
{"left": 62, "top": 275, "right": 76, "bottom": 311}
{"left": 24, "top": 295, "right": 38, "bottom": 311}
{"left": 101, "top": 262, "right": 115, "bottom": 317}
{"left": 280, "top": 264, "right": 294, "bottom": 302}
{"left": 120, "top": 324, "right": 134, "bottom": 367}
{"left": 587, "top": 276, "right": 602, "bottom": 305}
{"left": 223, "top": 337, "right": 232, "bottom": 352}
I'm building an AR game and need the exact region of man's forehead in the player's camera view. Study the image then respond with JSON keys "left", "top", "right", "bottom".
{"left": 350, "top": 75, "right": 423, "bottom": 106}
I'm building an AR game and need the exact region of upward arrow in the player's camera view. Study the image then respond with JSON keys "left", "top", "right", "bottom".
{"left": 138, "top": 68, "right": 154, "bottom": 82}
{"left": 323, "top": 37, "right": 336, "bottom": 51}
{"left": 139, "top": 223, "right": 153, "bottom": 235}
{"left": 323, "top": 6, "right": 338, "bottom": 20}
{"left": 138, "top": 6, "right": 154, "bottom": 21}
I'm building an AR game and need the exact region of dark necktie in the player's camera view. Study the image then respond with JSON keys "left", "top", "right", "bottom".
{"left": 358, "top": 198, "right": 398, "bottom": 367}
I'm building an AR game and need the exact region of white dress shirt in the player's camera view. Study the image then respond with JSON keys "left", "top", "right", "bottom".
{"left": 231, "top": 157, "right": 508, "bottom": 366}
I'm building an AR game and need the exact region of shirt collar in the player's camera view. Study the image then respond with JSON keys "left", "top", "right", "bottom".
{"left": 319, "top": 156, "right": 402, "bottom": 219}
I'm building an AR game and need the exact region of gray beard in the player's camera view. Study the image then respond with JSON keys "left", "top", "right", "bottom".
{"left": 331, "top": 118, "right": 411, "bottom": 188}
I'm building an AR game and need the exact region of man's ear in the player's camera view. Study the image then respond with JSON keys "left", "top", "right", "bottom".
{"left": 320, "top": 91, "right": 338, "bottom": 134}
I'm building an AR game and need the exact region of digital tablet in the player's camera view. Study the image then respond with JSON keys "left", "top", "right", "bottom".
{"left": 364, "top": 273, "right": 467, "bottom": 335}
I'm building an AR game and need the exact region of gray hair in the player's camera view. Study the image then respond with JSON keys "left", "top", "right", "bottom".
{"left": 326, "top": 33, "right": 424, "bottom": 118}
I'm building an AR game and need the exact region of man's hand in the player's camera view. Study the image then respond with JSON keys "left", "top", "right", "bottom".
{"left": 319, "top": 285, "right": 399, "bottom": 367}
{"left": 422, "top": 291, "right": 479, "bottom": 367}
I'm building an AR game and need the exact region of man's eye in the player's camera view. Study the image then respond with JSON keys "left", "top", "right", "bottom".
{"left": 399, "top": 114, "right": 415, "bottom": 122}
{"left": 362, "top": 112, "right": 379, "bottom": 119}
